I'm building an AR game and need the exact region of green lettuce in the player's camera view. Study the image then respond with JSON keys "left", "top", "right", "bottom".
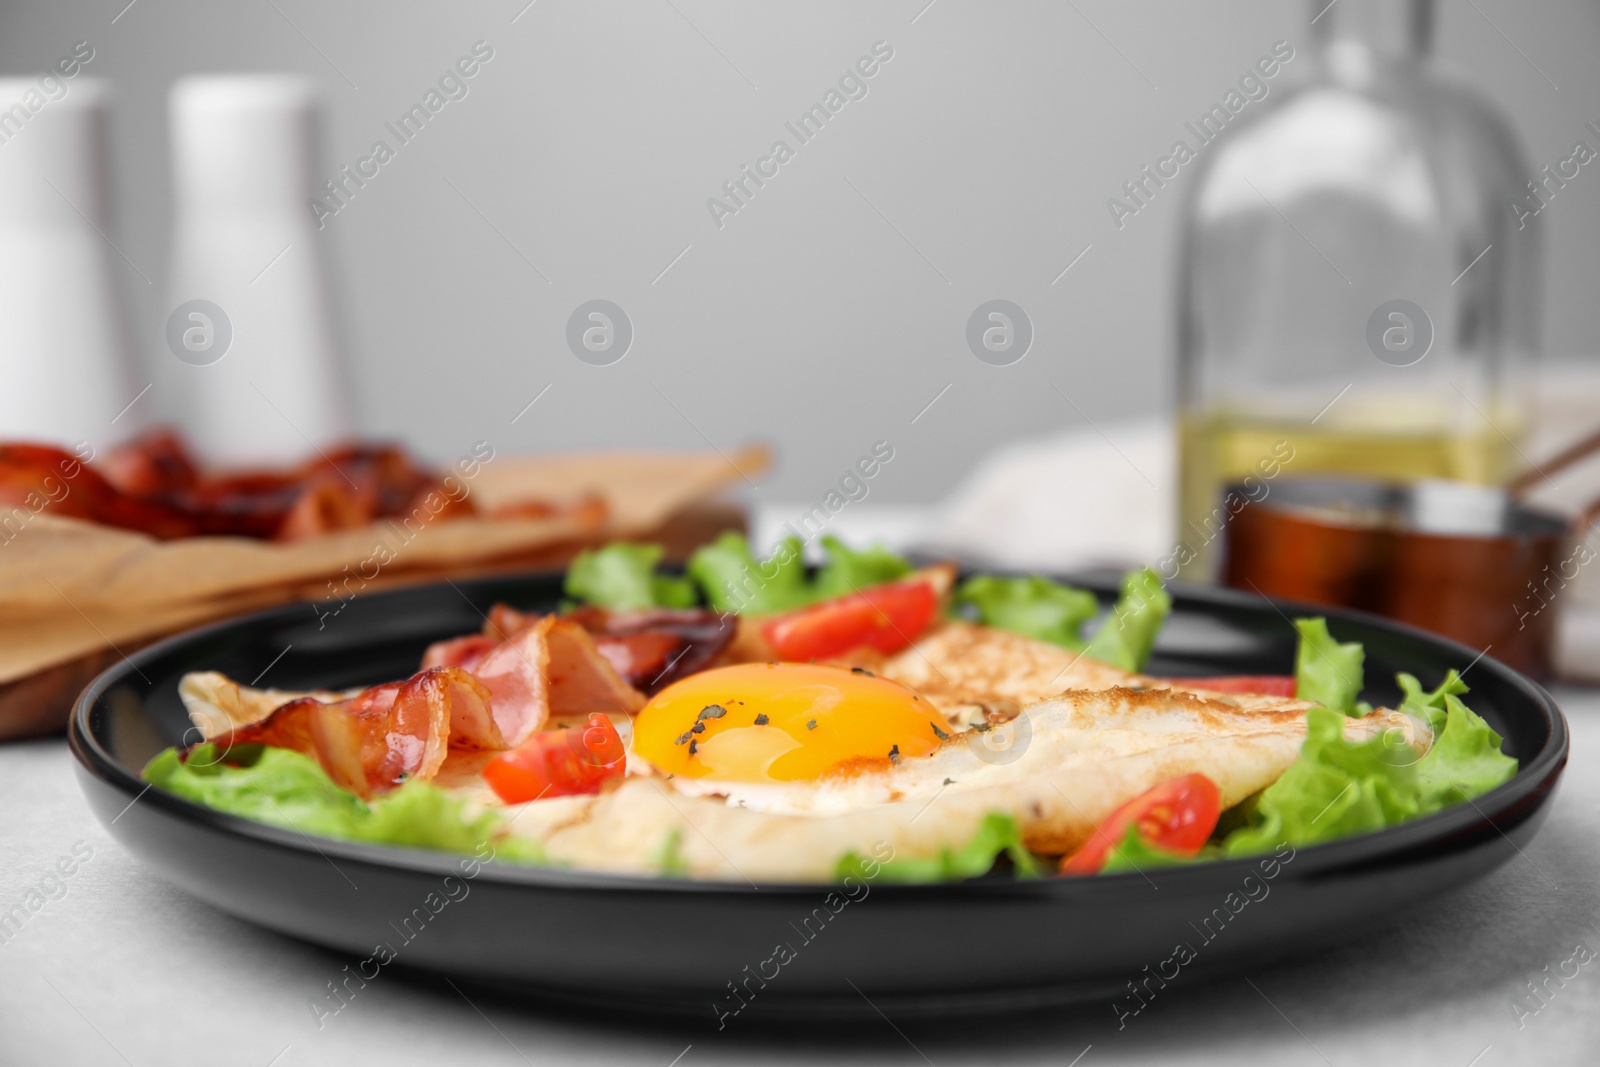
{"left": 1083, "top": 567, "right": 1172, "bottom": 672}
{"left": 1293, "top": 618, "right": 1365, "bottom": 715}
{"left": 1099, "top": 825, "right": 1206, "bottom": 874}
{"left": 653, "top": 829, "right": 690, "bottom": 877}
{"left": 564, "top": 542, "right": 697, "bottom": 611}
{"left": 951, "top": 575, "right": 1099, "bottom": 651}
{"left": 1222, "top": 680, "right": 1518, "bottom": 855}
{"left": 834, "top": 812, "right": 1043, "bottom": 883}
{"left": 143, "top": 744, "right": 543, "bottom": 862}
{"left": 1397, "top": 669, "right": 1469, "bottom": 732}
{"left": 686, "top": 533, "right": 915, "bottom": 615}
{"left": 953, "top": 568, "right": 1170, "bottom": 671}
{"left": 144, "top": 743, "right": 365, "bottom": 838}
{"left": 1222, "top": 707, "right": 1414, "bottom": 855}
{"left": 1415, "top": 694, "right": 1519, "bottom": 807}
{"left": 686, "top": 532, "right": 813, "bottom": 615}
{"left": 811, "top": 536, "right": 913, "bottom": 601}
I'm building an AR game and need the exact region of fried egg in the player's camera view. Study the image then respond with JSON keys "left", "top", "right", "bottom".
{"left": 632, "top": 663, "right": 954, "bottom": 786}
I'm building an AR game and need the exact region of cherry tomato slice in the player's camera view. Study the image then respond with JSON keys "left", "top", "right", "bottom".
{"left": 760, "top": 580, "right": 939, "bottom": 662}
{"left": 1060, "top": 773, "right": 1222, "bottom": 875}
{"left": 1160, "top": 675, "right": 1296, "bottom": 697}
{"left": 483, "top": 713, "right": 626, "bottom": 803}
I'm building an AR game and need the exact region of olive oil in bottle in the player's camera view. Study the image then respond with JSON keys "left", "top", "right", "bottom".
{"left": 1172, "top": 0, "right": 1538, "bottom": 578}
{"left": 1177, "top": 411, "right": 1515, "bottom": 575}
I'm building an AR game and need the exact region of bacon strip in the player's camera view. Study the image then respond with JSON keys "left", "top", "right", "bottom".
{"left": 189, "top": 667, "right": 496, "bottom": 797}
{"left": 483, "top": 603, "right": 537, "bottom": 642}
{"left": 472, "top": 615, "right": 645, "bottom": 744}
{"left": 185, "top": 620, "right": 644, "bottom": 789}
{"left": 456, "top": 603, "right": 735, "bottom": 696}
{"left": 2, "top": 430, "right": 483, "bottom": 542}
{"left": 428, "top": 667, "right": 509, "bottom": 750}
{"left": 421, "top": 634, "right": 498, "bottom": 672}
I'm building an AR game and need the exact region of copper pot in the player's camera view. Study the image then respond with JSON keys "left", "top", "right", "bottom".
{"left": 1221, "top": 477, "right": 1592, "bottom": 680}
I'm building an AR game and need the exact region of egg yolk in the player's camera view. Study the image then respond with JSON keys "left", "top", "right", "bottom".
{"left": 632, "top": 663, "right": 953, "bottom": 783}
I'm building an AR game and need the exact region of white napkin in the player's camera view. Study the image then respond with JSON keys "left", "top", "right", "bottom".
{"left": 927, "top": 419, "right": 1174, "bottom": 573}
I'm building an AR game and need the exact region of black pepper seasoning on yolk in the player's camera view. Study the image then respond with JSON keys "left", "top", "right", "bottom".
{"left": 754, "top": 713, "right": 769, "bottom": 725}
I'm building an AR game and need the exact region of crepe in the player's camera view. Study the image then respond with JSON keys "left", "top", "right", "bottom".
{"left": 838, "top": 620, "right": 1290, "bottom": 729}
{"left": 847, "top": 620, "right": 1135, "bottom": 701}
{"left": 503, "top": 688, "right": 1427, "bottom": 881}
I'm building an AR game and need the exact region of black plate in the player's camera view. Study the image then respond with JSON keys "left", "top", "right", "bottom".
{"left": 69, "top": 572, "right": 1567, "bottom": 1024}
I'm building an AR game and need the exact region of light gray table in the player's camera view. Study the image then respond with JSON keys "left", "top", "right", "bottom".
{"left": 3, "top": 688, "right": 1599, "bottom": 1067}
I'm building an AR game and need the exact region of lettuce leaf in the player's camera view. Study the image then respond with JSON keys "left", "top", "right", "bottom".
{"left": 357, "top": 780, "right": 539, "bottom": 858}
{"left": 564, "top": 542, "right": 697, "bottom": 611}
{"left": 1223, "top": 682, "right": 1518, "bottom": 855}
{"left": 1397, "top": 669, "right": 1468, "bottom": 733}
{"left": 834, "top": 812, "right": 1043, "bottom": 883}
{"left": 1082, "top": 567, "right": 1172, "bottom": 672}
{"left": 953, "top": 569, "right": 1170, "bottom": 671}
{"left": 1098, "top": 825, "right": 1204, "bottom": 874}
{"left": 686, "top": 533, "right": 915, "bottom": 615}
{"left": 686, "top": 532, "right": 813, "bottom": 615}
{"left": 653, "top": 829, "right": 690, "bottom": 877}
{"left": 951, "top": 575, "right": 1098, "bottom": 651}
{"left": 143, "top": 744, "right": 542, "bottom": 862}
{"left": 811, "top": 536, "right": 913, "bottom": 601}
{"left": 1415, "top": 694, "right": 1518, "bottom": 807}
{"left": 143, "top": 744, "right": 366, "bottom": 838}
{"left": 1293, "top": 618, "right": 1365, "bottom": 715}
{"left": 1223, "top": 707, "right": 1416, "bottom": 855}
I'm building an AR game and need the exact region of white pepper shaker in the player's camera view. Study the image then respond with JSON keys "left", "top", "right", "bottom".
{"left": 156, "top": 75, "right": 351, "bottom": 465}
{"left": 0, "top": 76, "right": 140, "bottom": 448}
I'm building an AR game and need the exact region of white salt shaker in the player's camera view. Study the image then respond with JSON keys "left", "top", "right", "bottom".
{"left": 155, "top": 75, "right": 351, "bottom": 465}
{"left": 0, "top": 77, "right": 141, "bottom": 448}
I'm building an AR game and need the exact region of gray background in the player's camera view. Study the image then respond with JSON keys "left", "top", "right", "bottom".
{"left": 1, "top": 0, "right": 1597, "bottom": 502}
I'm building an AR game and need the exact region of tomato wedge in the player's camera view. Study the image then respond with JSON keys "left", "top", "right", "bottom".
{"left": 760, "top": 580, "right": 939, "bottom": 662}
{"left": 483, "top": 713, "right": 626, "bottom": 803}
{"left": 1160, "top": 674, "right": 1296, "bottom": 697}
{"left": 1060, "top": 773, "right": 1222, "bottom": 875}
